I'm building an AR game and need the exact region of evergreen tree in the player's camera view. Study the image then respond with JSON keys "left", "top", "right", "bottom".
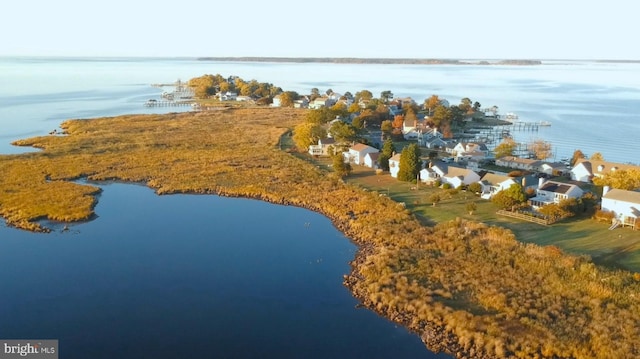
{"left": 397, "top": 143, "right": 422, "bottom": 182}
{"left": 378, "top": 138, "right": 395, "bottom": 171}
{"left": 332, "top": 153, "right": 352, "bottom": 178}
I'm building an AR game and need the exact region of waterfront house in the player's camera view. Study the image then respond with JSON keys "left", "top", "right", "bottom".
{"left": 496, "top": 156, "right": 541, "bottom": 172}
{"left": 388, "top": 153, "right": 402, "bottom": 178}
{"left": 529, "top": 179, "right": 584, "bottom": 209}
{"left": 601, "top": 187, "right": 640, "bottom": 229}
{"left": 570, "top": 159, "right": 640, "bottom": 183}
{"left": 539, "top": 161, "right": 569, "bottom": 176}
{"left": 309, "top": 97, "right": 331, "bottom": 109}
{"left": 344, "top": 143, "right": 379, "bottom": 166}
{"left": 219, "top": 91, "right": 237, "bottom": 101}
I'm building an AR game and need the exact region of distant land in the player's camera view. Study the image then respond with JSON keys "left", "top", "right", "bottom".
{"left": 196, "top": 57, "right": 543, "bottom": 65}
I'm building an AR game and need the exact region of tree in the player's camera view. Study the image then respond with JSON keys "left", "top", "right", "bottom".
{"left": 328, "top": 121, "right": 359, "bottom": 144}
{"left": 473, "top": 101, "right": 482, "bottom": 111}
{"left": 380, "top": 90, "right": 393, "bottom": 103}
{"left": 354, "top": 90, "right": 373, "bottom": 103}
{"left": 292, "top": 122, "right": 326, "bottom": 151}
{"left": 424, "top": 95, "right": 441, "bottom": 116}
{"left": 429, "top": 193, "right": 441, "bottom": 207}
{"left": 571, "top": 149, "right": 586, "bottom": 166}
{"left": 466, "top": 202, "right": 477, "bottom": 215}
{"left": 468, "top": 182, "right": 482, "bottom": 194}
{"left": 397, "top": 143, "right": 422, "bottom": 182}
{"left": 311, "top": 88, "right": 320, "bottom": 97}
{"left": 590, "top": 152, "right": 604, "bottom": 161}
{"left": 277, "top": 91, "right": 298, "bottom": 107}
{"left": 491, "top": 183, "right": 526, "bottom": 210}
{"left": 431, "top": 105, "right": 452, "bottom": 129}
{"left": 332, "top": 153, "right": 351, "bottom": 178}
{"left": 378, "top": 138, "right": 395, "bottom": 171}
{"left": 593, "top": 169, "right": 640, "bottom": 190}
{"left": 493, "top": 138, "right": 517, "bottom": 159}
{"left": 381, "top": 120, "right": 393, "bottom": 139}
{"left": 527, "top": 139, "right": 553, "bottom": 160}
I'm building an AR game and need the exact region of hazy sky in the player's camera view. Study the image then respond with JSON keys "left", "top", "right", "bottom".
{"left": 2, "top": 0, "right": 636, "bottom": 59}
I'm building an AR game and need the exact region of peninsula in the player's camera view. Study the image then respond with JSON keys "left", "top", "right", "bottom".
{"left": 2, "top": 108, "right": 639, "bottom": 358}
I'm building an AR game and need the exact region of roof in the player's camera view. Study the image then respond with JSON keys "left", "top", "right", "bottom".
{"left": 365, "top": 152, "right": 380, "bottom": 161}
{"left": 603, "top": 189, "right": 640, "bottom": 204}
{"left": 574, "top": 159, "right": 640, "bottom": 174}
{"left": 389, "top": 153, "right": 402, "bottom": 162}
{"left": 480, "top": 173, "right": 512, "bottom": 185}
{"left": 446, "top": 167, "right": 476, "bottom": 178}
{"left": 350, "top": 143, "right": 377, "bottom": 152}
{"left": 497, "top": 156, "right": 541, "bottom": 166}
{"left": 539, "top": 181, "right": 580, "bottom": 194}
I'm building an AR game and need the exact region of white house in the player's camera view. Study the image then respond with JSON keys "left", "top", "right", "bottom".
{"left": 344, "top": 143, "right": 379, "bottom": 166}
{"left": 539, "top": 161, "right": 568, "bottom": 176}
{"left": 529, "top": 179, "right": 584, "bottom": 209}
{"left": 363, "top": 152, "right": 380, "bottom": 169}
{"left": 601, "top": 187, "right": 640, "bottom": 229}
{"left": 571, "top": 159, "right": 640, "bottom": 183}
{"left": 219, "top": 91, "right": 237, "bottom": 101}
{"left": 477, "top": 173, "right": 519, "bottom": 199}
{"left": 496, "top": 156, "right": 542, "bottom": 171}
{"left": 441, "top": 167, "right": 481, "bottom": 188}
{"left": 389, "top": 153, "right": 402, "bottom": 178}
{"left": 308, "top": 138, "right": 336, "bottom": 156}
{"left": 309, "top": 97, "right": 331, "bottom": 109}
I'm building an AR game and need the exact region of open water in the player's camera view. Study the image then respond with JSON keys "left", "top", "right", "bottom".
{"left": 1, "top": 57, "right": 639, "bottom": 358}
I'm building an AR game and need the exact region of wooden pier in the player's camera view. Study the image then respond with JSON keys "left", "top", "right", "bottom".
{"left": 144, "top": 100, "right": 193, "bottom": 107}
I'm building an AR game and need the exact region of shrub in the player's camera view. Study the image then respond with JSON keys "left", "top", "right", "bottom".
{"left": 593, "top": 209, "right": 615, "bottom": 223}
{"left": 442, "top": 183, "right": 452, "bottom": 189}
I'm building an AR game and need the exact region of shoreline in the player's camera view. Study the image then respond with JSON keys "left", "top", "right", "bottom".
{"left": 2, "top": 109, "right": 639, "bottom": 358}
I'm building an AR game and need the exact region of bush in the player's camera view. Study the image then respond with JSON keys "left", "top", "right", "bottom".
{"left": 442, "top": 183, "right": 452, "bottom": 189}
{"left": 593, "top": 209, "right": 615, "bottom": 223}
{"left": 467, "top": 182, "right": 482, "bottom": 194}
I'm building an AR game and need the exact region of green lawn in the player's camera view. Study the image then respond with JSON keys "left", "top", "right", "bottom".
{"left": 307, "top": 158, "right": 640, "bottom": 272}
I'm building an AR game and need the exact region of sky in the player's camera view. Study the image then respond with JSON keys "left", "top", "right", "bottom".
{"left": 2, "top": 0, "right": 637, "bottom": 60}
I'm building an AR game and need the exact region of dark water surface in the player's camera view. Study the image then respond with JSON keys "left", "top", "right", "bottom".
{"left": 0, "top": 182, "right": 450, "bottom": 358}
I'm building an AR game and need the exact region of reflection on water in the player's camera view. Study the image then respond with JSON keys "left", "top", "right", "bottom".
{"left": 0, "top": 182, "right": 448, "bottom": 359}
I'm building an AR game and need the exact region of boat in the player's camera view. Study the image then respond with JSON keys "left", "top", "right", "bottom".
{"left": 539, "top": 121, "right": 552, "bottom": 126}
{"left": 502, "top": 112, "right": 519, "bottom": 123}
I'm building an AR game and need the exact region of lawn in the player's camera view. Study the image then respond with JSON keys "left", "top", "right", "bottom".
{"left": 303, "top": 157, "right": 640, "bottom": 272}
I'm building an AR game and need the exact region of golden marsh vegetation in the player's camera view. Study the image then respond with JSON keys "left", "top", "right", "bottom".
{"left": 1, "top": 108, "right": 639, "bottom": 358}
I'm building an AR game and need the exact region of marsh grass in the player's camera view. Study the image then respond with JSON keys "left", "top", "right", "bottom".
{"left": 2, "top": 107, "right": 640, "bottom": 358}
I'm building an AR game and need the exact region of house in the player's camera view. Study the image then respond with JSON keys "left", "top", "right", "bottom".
{"left": 389, "top": 153, "right": 402, "bottom": 178}
{"left": 529, "top": 179, "right": 584, "bottom": 209}
{"left": 452, "top": 142, "right": 490, "bottom": 158}
{"left": 309, "top": 97, "right": 331, "bottom": 109}
{"left": 364, "top": 152, "right": 380, "bottom": 169}
{"left": 570, "top": 159, "right": 640, "bottom": 183}
{"left": 419, "top": 167, "right": 440, "bottom": 183}
{"left": 539, "top": 161, "right": 569, "bottom": 176}
{"left": 219, "top": 91, "right": 237, "bottom": 101}
{"left": 293, "top": 98, "right": 309, "bottom": 108}
{"left": 418, "top": 128, "right": 446, "bottom": 148}
{"left": 308, "top": 138, "right": 337, "bottom": 156}
{"left": 441, "top": 167, "right": 481, "bottom": 188}
{"left": 601, "top": 187, "right": 640, "bottom": 229}
{"left": 344, "top": 143, "right": 379, "bottom": 166}
{"left": 477, "top": 173, "right": 519, "bottom": 199}
{"left": 496, "top": 156, "right": 542, "bottom": 171}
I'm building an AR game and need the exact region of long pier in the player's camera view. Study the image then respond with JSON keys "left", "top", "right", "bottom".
{"left": 144, "top": 100, "right": 193, "bottom": 107}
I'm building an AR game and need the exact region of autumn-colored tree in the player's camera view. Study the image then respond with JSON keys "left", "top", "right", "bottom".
{"left": 466, "top": 201, "right": 477, "bottom": 215}
{"left": 392, "top": 114, "right": 404, "bottom": 129}
{"left": 571, "top": 149, "right": 586, "bottom": 166}
{"left": 431, "top": 105, "right": 452, "bottom": 130}
{"left": 527, "top": 139, "right": 553, "bottom": 160}
{"left": 331, "top": 153, "right": 351, "bottom": 178}
{"left": 493, "top": 138, "right": 517, "bottom": 159}
{"left": 429, "top": 192, "right": 441, "bottom": 207}
{"left": 292, "top": 122, "right": 326, "bottom": 151}
{"left": 590, "top": 152, "right": 604, "bottom": 161}
{"left": 424, "top": 95, "right": 441, "bottom": 116}
{"left": 354, "top": 89, "right": 373, "bottom": 103}
{"left": 381, "top": 120, "right": 393, "bottom": 139}
{"left": 328, "top": 121, "right": 359, "bottom": 144}
{"left": 593, "top": 169, "right": 640, "bottom": 190}
{"left": 397, "top": 143, "right": 422, "bottom": 182}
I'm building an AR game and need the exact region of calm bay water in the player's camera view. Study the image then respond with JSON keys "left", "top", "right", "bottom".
{"left": 1, "top": 57, "right": 640, "bottom": 357}
{"left": 0, "top": 183, "right": 444, "bottom": 358}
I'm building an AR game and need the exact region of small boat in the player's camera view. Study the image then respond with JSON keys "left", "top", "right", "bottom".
{"left": 502, "top": 112, "right": 519, "bottom": 123}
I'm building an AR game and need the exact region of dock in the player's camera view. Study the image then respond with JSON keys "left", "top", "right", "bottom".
{"left": 144, "top": 100, "right": 193, "bottom": 107}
